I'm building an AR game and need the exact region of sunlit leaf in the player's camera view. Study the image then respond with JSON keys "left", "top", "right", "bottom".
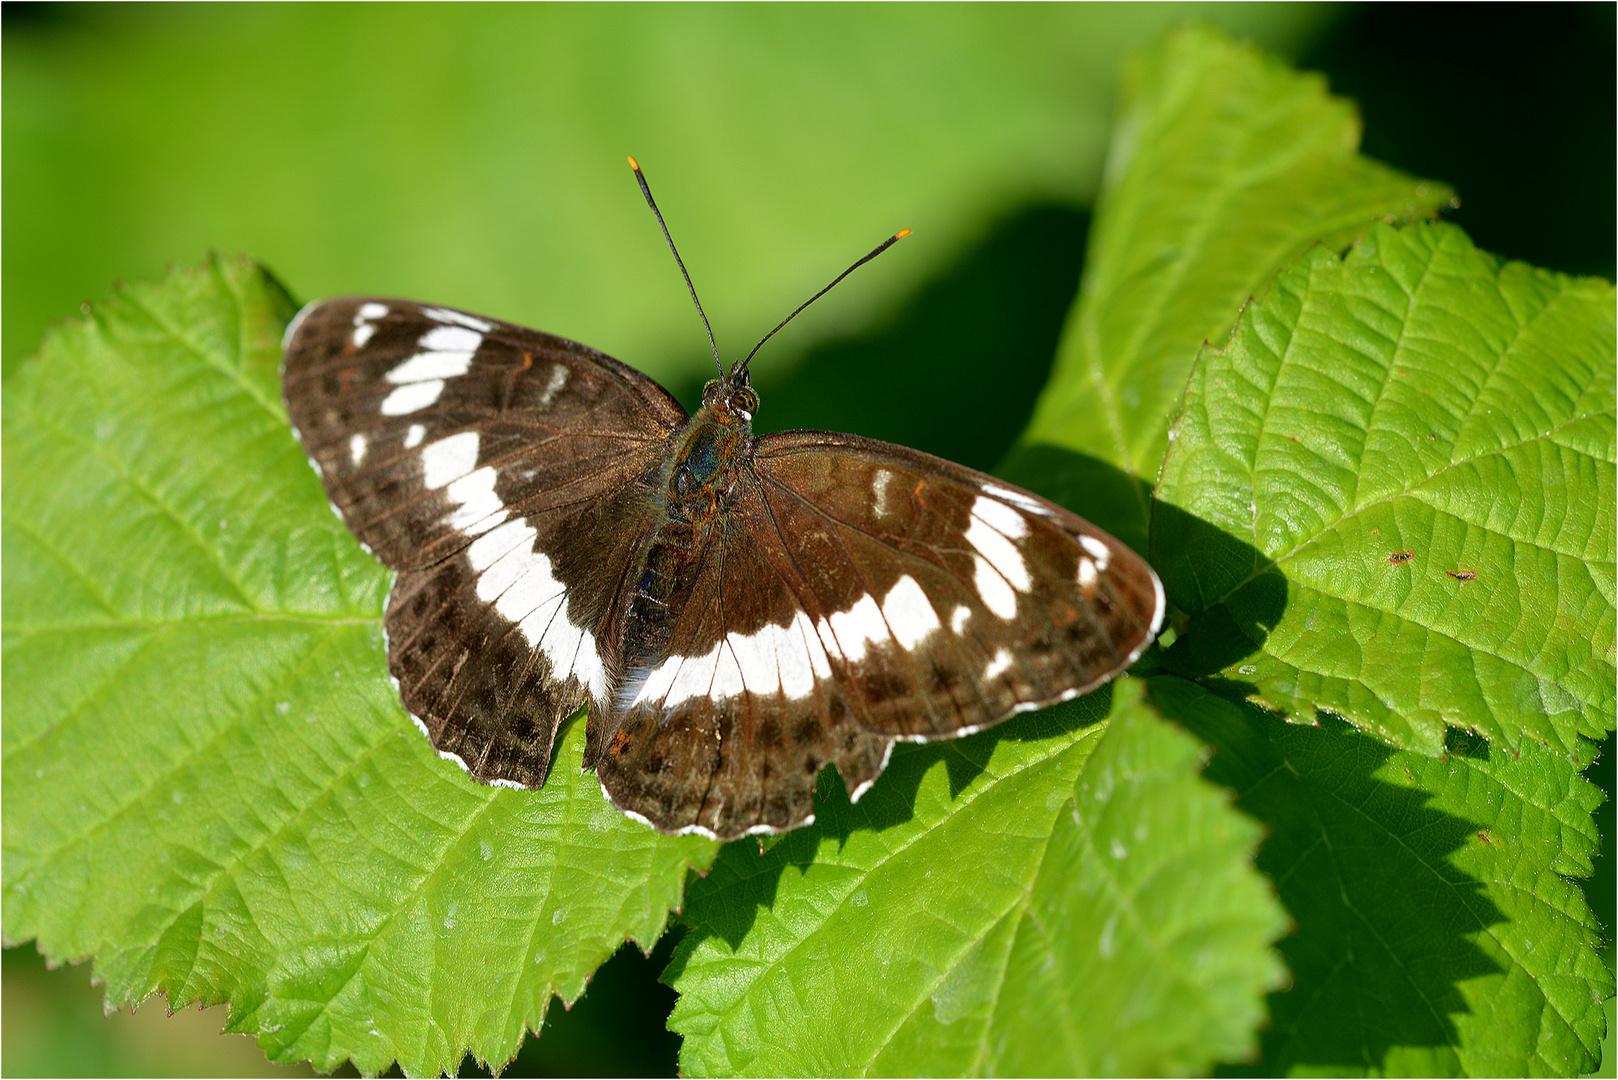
{"left": 1154, "top": 221, "right": 1616, "bottom": 758}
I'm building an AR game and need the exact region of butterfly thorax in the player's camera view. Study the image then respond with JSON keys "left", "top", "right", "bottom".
{"left": 616, "top": 376, "right": 758, "bottom": 692}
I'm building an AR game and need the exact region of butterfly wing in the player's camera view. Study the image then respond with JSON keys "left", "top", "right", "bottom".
{"left": 595, "top": 430, "right": 1164, "bottom": 839}
{"left": 283, "top": 298, "right": 684, "bottom": 786}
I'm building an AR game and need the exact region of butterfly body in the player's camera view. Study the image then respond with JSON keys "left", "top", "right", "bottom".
{"left": 283, "top": 297, "right": 1164, "bottom": 840}
{"left": 615, "top": 383, "right": 755, "bottom": 718}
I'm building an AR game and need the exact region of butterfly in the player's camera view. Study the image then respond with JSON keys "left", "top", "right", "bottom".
{"left": 281, "top": 161, "right": 1164, "bottom": 841}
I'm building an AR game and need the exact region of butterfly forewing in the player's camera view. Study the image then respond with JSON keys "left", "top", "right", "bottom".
{"left": 282, "top": 298, "right": 685, "bottom": 569}
{"left": 757, "top": 433, "right": 1164, "bottom": 736}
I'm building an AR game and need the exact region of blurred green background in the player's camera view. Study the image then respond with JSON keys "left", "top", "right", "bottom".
{"left": 4, "top": 3, "right": 1612, "bottom": 1076}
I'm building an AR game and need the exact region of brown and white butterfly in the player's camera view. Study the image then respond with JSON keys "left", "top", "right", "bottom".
{"left": 282, "top": 294, "right": 1162, "bottom": 840}
{"left": 282, "top": 165, "right": 1162, "bottom": 840}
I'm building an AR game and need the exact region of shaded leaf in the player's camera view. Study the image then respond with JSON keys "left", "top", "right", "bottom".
{"left": 1154, "top": 221, "right": 1616, "bottom": 758}
{"left": 1005, "top": 26, "right": 1451, "bottom": 554}
{"left": 0, "top": 256, "right": 716, "bottom": 1076}
{"left": 1152, "top": 676, "right": 1611, "bottom": 1076}
{"left": 667, "top": 679, "right": 1286, "bottom": 1076}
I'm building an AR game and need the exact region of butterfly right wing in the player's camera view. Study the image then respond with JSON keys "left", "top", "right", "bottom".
{"left": 282, "top": 298, "right": 684, "bottom": 786}
{"left": 593, "top": 430, "right": 1163, "bottom": 839}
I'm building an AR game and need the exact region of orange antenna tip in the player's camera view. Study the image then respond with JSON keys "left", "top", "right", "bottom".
{"left": 627, "top": 155, "right": 640, "bottom": 170}
{"left": 895, "top": 228, "right": 912, "bottom": 239}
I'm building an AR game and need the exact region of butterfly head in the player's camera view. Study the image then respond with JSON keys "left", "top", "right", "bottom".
{"left": 701, "top": 370, "right": 759, "bottom": 423}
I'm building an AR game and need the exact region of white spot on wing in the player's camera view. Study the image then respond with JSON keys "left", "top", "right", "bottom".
{"left": 1079, "top": 535, "right": 1111, "bottom": 570}
{"left": 351, "top": 303, "right": 387, "bottom": 349}
{"left": 403, "top": 423, "right": 426, "bottom": 449}
{"left": 827, "top": 594, "right": 887, "bottom": 663}
{"left": 423, "top": 306, "right": 494, "bottom": 332}
{"left": 467, "top": 515, "right": 606, "bottom": 701}
{"left": 349, "top": 433, "right": 368, "bottom": 465}
{"left": 386, "top": 347, "right": 478, "bottom": 384}
{"left": 726, "top": 626, "right": 781, "bottom": 696}
{"left": 468, "top": 518, "right": 533, "bottom": 572}
{"left": 981, "top": 482, "right": 1052, "bottom": 516}
{"left": 630, "top": 608, "right": 834, "bottom": 710}
{"left": 882, "top": 575, "right": 939, "bottom": 648}
{"left": 795, "top": 610, "right": 833, "bottom": 680}
{"left": 473, "top": 522, "right": 549, "bottom": 599}
{"left": 443, "top": 467, "right": 504, "bottom": 534}
{"left": 974, "top": 557, "right": 1018, "bottom": 619}
{"left": 971, "top": 494, "right": 1029, "bottom": 539}
{"left": 421, "top": 431, "right": 479, "bottom": 489}
{"left": 872, "top": 468, "right": 895, "bottom": 518}
{"left": 966, "top": 496, "right": 1031, "bottom": 616}
{"left": 537, "top": 365, "right": 569, "bottom": 407}
{"left": 710, "top": 642, "right": 745, "bottom": 698}
{"left": 380, "top": 380, "right": 444, "bottom": 415}
{"left": 1077, "top": 556, "right": 1098, "bottom": 590}
{"left": 950, "top": 605, "right": 971, "bottom": 633}
{"left": 983, "top": 648, "right": 1013, "bottom": 680}
{"left": 629, "top": 652, "right": 684, "bottom": 709}
{"left": 419, "top": 324, "right": 482, "bottom": 355}
{"left": 667, "top": 649, "right": 718, "bottom": 704}
{"left": 775, "top": 617, "right": 816, "bottom": 698}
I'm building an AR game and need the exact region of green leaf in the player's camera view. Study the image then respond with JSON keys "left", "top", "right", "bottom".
{"left": 1004, "top": 26, "right": 1451, "bottom": 554}
{"left": 667, "top": 678, "right": 1287, "bottom": 1076}
{"left": 1152, "top": 676, "right": 1612, "bottom": 1076}
{"left": 0, "top": 256, "right": 717, "bottom": 1076}
{"left": 1153, "top": 220, "right": 1616, "bottom": 758}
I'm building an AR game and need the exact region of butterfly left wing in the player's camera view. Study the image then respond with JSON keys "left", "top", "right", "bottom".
{"left": 593, "top": 430, "right": 1164, "bottom": 839}
{"left": 283, "top": 298, "right": 685, "bottom": 788}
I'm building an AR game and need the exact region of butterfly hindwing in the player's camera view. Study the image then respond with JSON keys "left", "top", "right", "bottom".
{"left": 387, "top": 464, "right": 668, "bottom": 786}
{"left": 594, "top": 492, "right": 894, "bottom": 836}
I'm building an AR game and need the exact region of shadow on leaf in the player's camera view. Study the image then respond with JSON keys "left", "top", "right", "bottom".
{"left": 997, "top": 441, "right": 1157, "bottom": 559}
{"left": 672, "top": 202, "right": 1089, "bottom": 475}
{"left": 1149, "top": 676, "right": 1506, "bottom": 1073}
{"left": 1148, "top": 495, "right": 1289, "bottom": 694}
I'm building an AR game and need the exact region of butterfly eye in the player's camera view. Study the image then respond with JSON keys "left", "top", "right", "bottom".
{"left": 731, "top": 386, "right": 759, "bottom": 416}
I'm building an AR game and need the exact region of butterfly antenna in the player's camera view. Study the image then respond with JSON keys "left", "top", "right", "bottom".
{"left": 737, "top": 228, "right": 911, "bottom": 378}
{"left": 629, "top": 156, "right": 723, "bottom": 377}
